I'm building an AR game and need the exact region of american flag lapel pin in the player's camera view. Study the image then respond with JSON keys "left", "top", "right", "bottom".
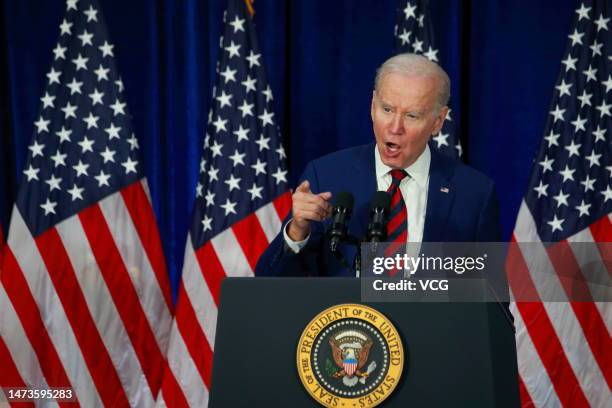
{"left": 440, "top": 187, "right": 449, "bottom": 193}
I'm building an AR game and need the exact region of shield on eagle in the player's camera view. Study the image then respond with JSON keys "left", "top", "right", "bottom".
{"left": 329, "top": 329, "right": 373, "bottom": 382}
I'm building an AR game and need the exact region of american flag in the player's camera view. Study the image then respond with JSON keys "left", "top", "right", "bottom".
{"left": 394, "top": 0, "right": 461, "bottom": 158}
{"left": 507, "top": 1, "right": 611, "bottom": 406}
{"left": 0, "top": 223, "right": 17, "bottom": 404}
{"left": 157, "top": 0, "right": 291, "bottom": 406}
{"left": 0, "top": 0, "right": 180, "bottom": 405}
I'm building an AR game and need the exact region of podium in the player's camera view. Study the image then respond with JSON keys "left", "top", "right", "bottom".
{"left": 209, "top": 278, "right": 520, "bottom": 407}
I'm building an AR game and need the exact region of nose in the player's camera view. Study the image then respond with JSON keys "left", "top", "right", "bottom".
{"left": 389, "top": 114, "right": 404, "bottom": 134}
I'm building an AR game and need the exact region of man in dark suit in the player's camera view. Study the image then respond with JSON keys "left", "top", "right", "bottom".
{"left": 255, "top": 53, "right": 500, "bottom": 277}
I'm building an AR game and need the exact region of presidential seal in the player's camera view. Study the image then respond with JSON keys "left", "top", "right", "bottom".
{"left": 296, "top": 304, "right": 404, "bottom": 407}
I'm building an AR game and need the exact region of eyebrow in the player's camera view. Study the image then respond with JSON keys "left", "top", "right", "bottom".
{"left": 380, "top": 101, "right": 424, "bottom": 115}
{"left": 376, "top": 94, "right": 427, "bottom": 115}
{"left": 378, "top": 97, "right": 393, "bottom": 107}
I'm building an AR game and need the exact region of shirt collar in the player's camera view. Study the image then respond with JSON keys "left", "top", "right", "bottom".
{"left": 374, "top": 144, "right": 431, "bottom": 188}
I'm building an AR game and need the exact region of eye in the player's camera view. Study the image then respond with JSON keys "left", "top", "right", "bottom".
{"left": 405, "top": 112, "right": 419, "bottom": 120}
{"left": 382, "top": 105, "right": 392, "bottom": 113}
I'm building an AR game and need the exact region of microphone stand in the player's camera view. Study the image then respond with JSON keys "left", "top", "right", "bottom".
{"left": 347, "top": 236, "right": 362, "bottom": 278}
{"left": 328, "top": 233, "right": 363, "bottom": 278}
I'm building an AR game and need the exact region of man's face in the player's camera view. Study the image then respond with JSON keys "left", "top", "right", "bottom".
{"left": 371, "top": 72, "right": 448, "bottom": 169}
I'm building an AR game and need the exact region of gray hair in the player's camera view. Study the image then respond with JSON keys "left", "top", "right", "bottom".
{"left": 374, "top": 53, "right": 451, "bottom": 111}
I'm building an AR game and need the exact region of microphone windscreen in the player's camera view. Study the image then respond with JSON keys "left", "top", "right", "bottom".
{"left": 334, "top": 192, "right": 354, "bottom": 211}
{"left": 370, "top": 191, "right": 391, "bottom": 211}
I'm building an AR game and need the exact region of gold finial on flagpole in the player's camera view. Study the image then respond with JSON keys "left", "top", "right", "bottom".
{"left": 244, "top": 0, "right": 255, "bottom": 16}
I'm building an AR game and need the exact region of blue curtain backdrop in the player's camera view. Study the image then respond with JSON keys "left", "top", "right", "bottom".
{"left": 0, "top": 0, "right": 575, "bottom": 297}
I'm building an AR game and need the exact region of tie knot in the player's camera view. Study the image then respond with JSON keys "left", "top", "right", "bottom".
{"left": 390, "top": 169, "right": 408, "bottom": 182}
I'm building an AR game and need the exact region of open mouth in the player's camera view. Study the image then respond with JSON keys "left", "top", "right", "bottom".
{"left": 384, "top": 142, "right": 401, "bottom": 155}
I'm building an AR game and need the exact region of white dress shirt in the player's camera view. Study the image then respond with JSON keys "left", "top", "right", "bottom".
{"left": 284, "top": 144, "right": 431, "bottom": 252}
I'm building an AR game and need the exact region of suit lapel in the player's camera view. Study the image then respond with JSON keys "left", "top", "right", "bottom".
{"left": 423, "top": 149, "right": 455, "bottom": 242}
{"left": 351, "top": 144, "right": 377, "bottom": 237}
{"left": 341, "top": 144, "right": 457, "bottom": 242}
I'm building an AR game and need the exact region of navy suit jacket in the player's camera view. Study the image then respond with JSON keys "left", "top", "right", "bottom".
{"left": 255, "top": 143, "right": 501, "bottom": 277}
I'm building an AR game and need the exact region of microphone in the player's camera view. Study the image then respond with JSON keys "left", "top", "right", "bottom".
{"left": 367, "top": 191, "right": 391, "bottom": 243}
{"left": 328, "top": 192, "right": 354, "bottom": 253}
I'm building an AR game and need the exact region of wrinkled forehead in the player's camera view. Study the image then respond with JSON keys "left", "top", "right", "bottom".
{"left": 376, "top": 70, "right": 442, "bottom": 93}
{"left": 373, "top": 73, "right": 440, "bottom": 110}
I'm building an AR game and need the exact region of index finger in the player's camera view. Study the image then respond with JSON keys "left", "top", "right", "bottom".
{"left": 295, "top": 180, "right": 311, "bottom": 194}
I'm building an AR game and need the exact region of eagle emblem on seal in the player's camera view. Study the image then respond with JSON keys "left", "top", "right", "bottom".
{"left": 329, "top": 330, "right": 377, "bottom": 387}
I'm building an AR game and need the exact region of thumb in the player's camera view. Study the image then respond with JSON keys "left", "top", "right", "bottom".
{"left": 296, "top": 180, "right": 311, "bottom": 193}
{"left": 317, "top": 191, "right": 332, "bottom": 201}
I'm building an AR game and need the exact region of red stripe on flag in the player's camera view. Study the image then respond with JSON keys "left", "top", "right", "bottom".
{"left": 0, "top": 335, "right": 27, "bottom": 386}
{"left": 159, "top": 357, "right": 190, "bottom": 408}
{"left": 194, "top": 242, "right": 227, "bottom": 306}
{"left": 0, "top": 251, "right": 73, "bottom": 406}
{"left": 546, "top": 242, "right": 593, "bottom": 301}
{"left": 272, "top": 192, "right": 292, "bottom": 221}
{"left": 78, "top": 205, "right": 166, "bottom": 397}
{"left": 517, "top": 375, "right": 535, "bottom": 407}
{"left": 35, "top": 228, "right": 129, "bottom": 407}
{"left": 175, "top": 282, "right": 214, "bottom": 388}
{"left": 0, "top": 354, "right": 34, "bottom": 408}
{"left": 515, "top": 302, "right": 590, "bottom": 407}
{"left": 545, "top": 242, "right": 612, "bottom": 388}
{"left": 386, "top": 209, "right": 407, "bottom": 234}
{"left": 570, "top": 303, "right": 612, "bottom": 388}
{"left": 120, "top": 181, "right": 173, "bottom": 311}
{"left": 589, "top": 215, "right": 612, "bottom": 243}
{"left": 0, "top": 336, "right": 34, "bottom": 408}
{"left": 160, "top": 369, "right": 190, "bottom": 408}
{"left": 509, "top": 236, "right": 590, "bottom": 407}
{"left": 1, "top": 225, "right": 4, "bottom": 265}
{"left": 588, "top": 216, "right": 612, "bottom": 277}
{"left": 0, "top": 337, "right": 35, "bottom": 407}
{"left": 232, "top": 212, "right": 269, "bottom": 270}
{"left": 506, "top": 240, "right": 540, "bottom": 301}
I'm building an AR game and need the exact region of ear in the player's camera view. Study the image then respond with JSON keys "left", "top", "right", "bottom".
{"left": 370, "top": 90, "right": 376, "bottom": 121}
{"left": 432, "top": 106, "right": 449, "bottom": 134}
